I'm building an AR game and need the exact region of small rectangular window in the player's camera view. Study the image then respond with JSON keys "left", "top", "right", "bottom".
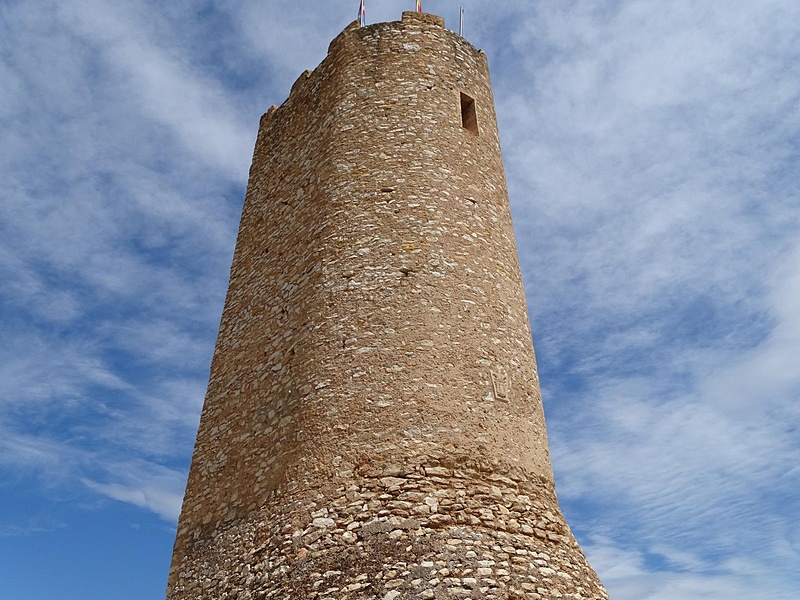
{"left": 460, "top": 92, "right": 478, "bottom": 134}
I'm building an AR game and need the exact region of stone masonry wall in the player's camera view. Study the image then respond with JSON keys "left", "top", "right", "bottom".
{"left": 167, "top": 12, "right": 609, "bottom": 600}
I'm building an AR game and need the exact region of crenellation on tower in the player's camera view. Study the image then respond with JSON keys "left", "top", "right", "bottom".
{"left": 167, "top": 12, "right": 609, "bottom": 600}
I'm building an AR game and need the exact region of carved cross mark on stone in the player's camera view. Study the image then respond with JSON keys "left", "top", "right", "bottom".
{"left": 490, "top": 365, "right": 511, "bottom": 402}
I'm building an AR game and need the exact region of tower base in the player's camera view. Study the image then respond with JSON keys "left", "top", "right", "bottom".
{"left": 167, "top": 458, "right": 609, "bottom": 599}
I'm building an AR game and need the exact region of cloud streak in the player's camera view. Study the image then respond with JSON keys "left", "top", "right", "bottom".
{"left": 82, "top": 461, "right": 187, "bottom": 522}
{"left": 479, "top": 1, "right": 800, "bottom": 597}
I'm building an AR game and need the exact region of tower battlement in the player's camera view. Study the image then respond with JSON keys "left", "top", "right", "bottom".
{"left": 167, "top": 12, "right": 609, "bottom": 600}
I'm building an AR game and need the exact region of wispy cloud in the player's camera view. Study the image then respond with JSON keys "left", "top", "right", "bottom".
{"left": 0, "top": 0, "right": 238, "bottom": 533}
{"left": 82, "top": 461, "right": 187, "bottom": 522}
{"left": 488, "top": 2, "right": 800, "bottom": 596}
{"left": 0, "top": 517, "right": 66, "bottom": 539}
{"left": 586, "top": 540, "right": 798, "bottom": 600}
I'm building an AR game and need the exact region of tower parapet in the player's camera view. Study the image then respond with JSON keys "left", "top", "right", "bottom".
{"left": 167, "top": 12, "right": 610, "bottom": 599}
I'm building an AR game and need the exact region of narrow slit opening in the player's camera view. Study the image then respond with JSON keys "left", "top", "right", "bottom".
{"left": 460, "top": 92, "right": 478, "bottom": 134}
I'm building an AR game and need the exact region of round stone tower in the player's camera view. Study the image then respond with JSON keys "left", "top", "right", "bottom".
{"left": 167, "top": 12, "right": 610, "bottom": 600}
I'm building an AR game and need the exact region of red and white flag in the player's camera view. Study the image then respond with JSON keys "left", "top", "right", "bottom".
{"left": 357, "top": 0, "right": 366, "bottom": 26}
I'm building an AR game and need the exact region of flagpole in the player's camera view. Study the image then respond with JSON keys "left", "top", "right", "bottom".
{"left": 459, "top": 7, "right": 464, "bottom": 36}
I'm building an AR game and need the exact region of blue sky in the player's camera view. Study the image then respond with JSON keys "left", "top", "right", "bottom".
{"left": 1, "top": 1, "right": 798, "bottom": 599}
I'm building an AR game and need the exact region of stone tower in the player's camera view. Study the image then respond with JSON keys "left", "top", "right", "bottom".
{"left": 167, "top": 12, "right": 609, "bottom": 600}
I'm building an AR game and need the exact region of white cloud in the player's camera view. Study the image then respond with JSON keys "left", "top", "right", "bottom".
{"left": 0, "top": 332, "right": 127, "bottom": 408}
{"left": 0, "top": 433, "right": 76, "bottom": 475}
{"left": 586, "top": 539, "right": 798, "bottom": 600}
{"left": 698, "top": 244, "right": 800, "bottom": 414}
{"left": 485, "top": 1, "right": 800, "bottom": 595}
{"left": 82, "top": 461, "right": 187, "bottom": 522}
{"left": 57, "top": 0, "right": 253, "bottom": 178}
{"left": 549, "top": 244, "right": 800, "bottom": 594}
